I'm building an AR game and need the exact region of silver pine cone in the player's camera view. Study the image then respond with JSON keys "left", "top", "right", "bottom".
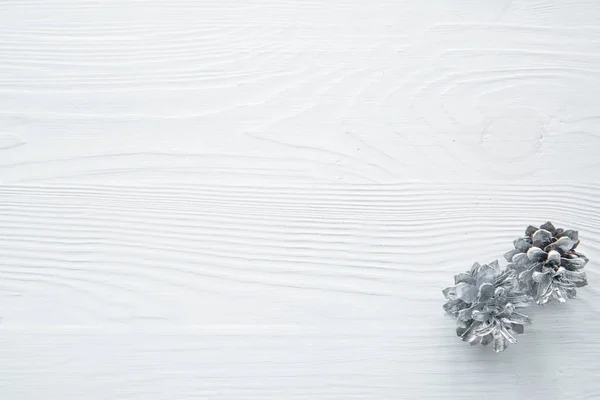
{"left": 504, "top": 221, "right": 589, "bottom": 304}
{"left": 443, "top": 260, "right": 532, "bottom": 352}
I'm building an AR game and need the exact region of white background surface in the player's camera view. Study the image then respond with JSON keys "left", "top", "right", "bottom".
{"left": 1, "top": 1, "right": 600, "bottom": 399}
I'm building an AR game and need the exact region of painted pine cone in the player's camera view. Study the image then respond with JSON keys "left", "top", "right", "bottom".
{"left": 504, "top": 222, "right": 589, "bottom": 304}
{"left": 443, "top": 261, "right": 532, "bottom": 352}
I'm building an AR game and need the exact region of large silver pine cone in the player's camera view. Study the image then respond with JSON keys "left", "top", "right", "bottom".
{"left": 443, "top": 261, "right": 532, "bottom": 352}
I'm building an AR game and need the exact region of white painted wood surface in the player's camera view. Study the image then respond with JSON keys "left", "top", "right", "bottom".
{"left": 1, "top": 1, "right": 600, "bottom": 399}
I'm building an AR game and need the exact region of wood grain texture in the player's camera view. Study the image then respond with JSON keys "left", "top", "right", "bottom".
{"left": 1, "top": 183, "right": 599, "bottom": 399}
{"left": 1, "top": 0, "right": 600, "bottom": 184}
{"left": 1, "top": 0, "right": 600, "bottom": 399}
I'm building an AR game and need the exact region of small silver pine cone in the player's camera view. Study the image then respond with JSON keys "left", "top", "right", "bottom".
{"left": 504, "top": 221, "right": 589, "bottom": 304}
{"left": 443, "top": 261, "right": 532, "bottom": 352}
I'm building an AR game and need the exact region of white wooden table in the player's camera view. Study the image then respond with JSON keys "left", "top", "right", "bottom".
{"left": 1, "top": 1, "right": 599, "bottom": 399}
